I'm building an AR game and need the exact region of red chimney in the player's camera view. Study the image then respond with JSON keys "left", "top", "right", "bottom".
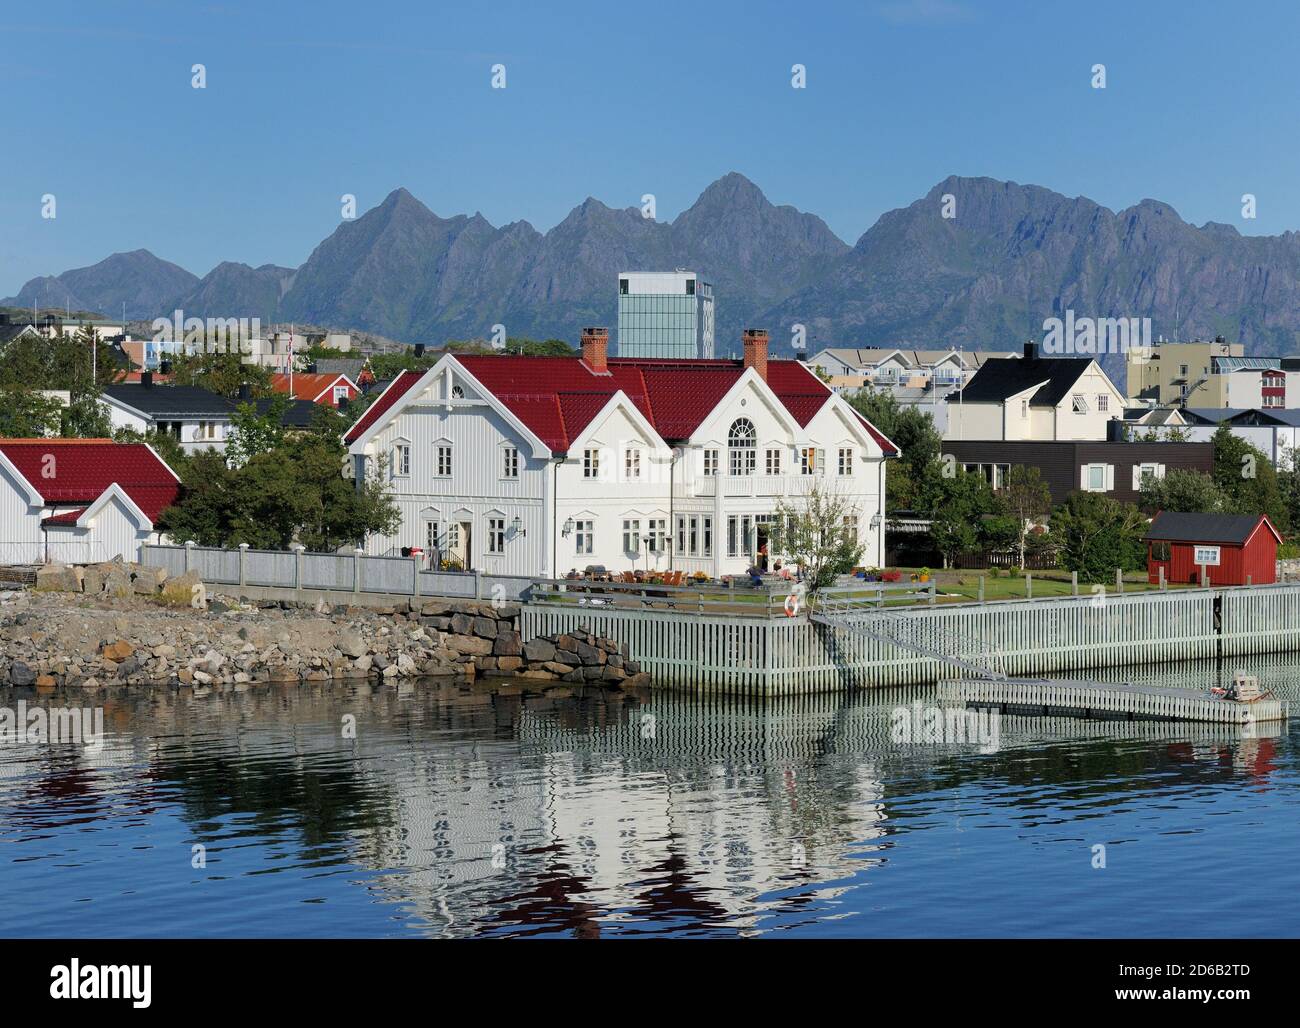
{"left": 742, "top": 329, "right": 769, "bottom": 381}
{"left": 581, "top": 327, "right": 609, "bottom": 373}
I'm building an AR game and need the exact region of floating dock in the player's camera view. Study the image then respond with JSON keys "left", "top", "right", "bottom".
{"left": 944, "top": 677, "right": 1289, "bottom": 725}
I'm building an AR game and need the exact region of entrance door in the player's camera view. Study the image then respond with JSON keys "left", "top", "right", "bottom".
{"left": 451, "top": 521, "right": 472, "bottom": 570}
{"left": 755, "top": 522, "right": 770, "bottom": 571}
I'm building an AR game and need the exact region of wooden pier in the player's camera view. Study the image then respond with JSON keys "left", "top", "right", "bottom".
{"left": 943, "top": 677, "right": 1289, "bottom": 725}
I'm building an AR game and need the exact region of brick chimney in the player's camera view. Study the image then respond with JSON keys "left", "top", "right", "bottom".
{"left": 742, "top": 329, "right": 769, "bottom": 381}
{"left": 581, "top": 327, "right": 609, "bottom": 373}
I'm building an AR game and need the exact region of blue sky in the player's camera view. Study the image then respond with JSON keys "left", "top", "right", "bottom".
{"left": 3, "top": 0, "right": 1298, "bottom": 292}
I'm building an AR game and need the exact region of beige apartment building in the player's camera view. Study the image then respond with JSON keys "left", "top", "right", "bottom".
{"left": 1126, "top": 337, "right": 1246, "bottom": 406}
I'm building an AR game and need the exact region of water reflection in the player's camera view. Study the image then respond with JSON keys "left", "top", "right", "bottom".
{"left": 0, "top": 657, "right": 1296, "bottom": 938}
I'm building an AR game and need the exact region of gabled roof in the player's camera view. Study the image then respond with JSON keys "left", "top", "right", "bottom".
{"left": 344, "top": 370, "right": 423, "bottom": 443}
{"left": 951, "top": 355, "right": 1096, "bottom": 406}
{"left": 450, "top": 354, "right": 897, "bottom": 454}
{"left": 1145, "top": 511, "right": 1281, "bottom": 546}
{"left": 0, "top": 439, "right": 181, "bottom": 523}
{"left": 270, "top": 372, "right": 358, "bottom": 403}
{"left": 103, "top": 384, "right": 235, "bottom": 417}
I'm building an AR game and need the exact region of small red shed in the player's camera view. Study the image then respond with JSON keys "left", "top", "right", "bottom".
{"left": 1145, "top": 511, "right": 1281, "bottom": 586}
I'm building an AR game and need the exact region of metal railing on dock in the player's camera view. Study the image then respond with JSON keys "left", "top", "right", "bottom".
{"left": 944, "top": 677, "right": 1289, "bottom": 725}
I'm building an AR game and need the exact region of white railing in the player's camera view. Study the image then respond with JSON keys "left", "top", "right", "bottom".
{"left": 139, "top": 543, "right": 535, "bottom": 601}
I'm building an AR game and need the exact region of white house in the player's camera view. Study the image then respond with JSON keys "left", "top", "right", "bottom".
{"left": 346, "top": 328, "right": 898, "bottom": 578}
{"left": 0, "top": 439, "right": 180, "bottom": 564}
{"left": 102, "top": 378, "right": 235, "bottom": 452}
{"left": 944, "top": 343, "right": 1126, "bottom": 441}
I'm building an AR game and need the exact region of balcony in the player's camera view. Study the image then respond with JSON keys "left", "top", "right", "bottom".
{"left": 677, "top": 475, "right": 794, "bottom": 499}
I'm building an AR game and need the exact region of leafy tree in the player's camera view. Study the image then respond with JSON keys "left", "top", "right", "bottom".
{"left": 929, "top": 468, "right": 1002, "bottom": 566}
{"left": 0, "top": 388, "right": 65, "bottom": 437}
{"left": 1138, "top": 468, "right": 1229, "bottom": 514}
{"left": 1050, "top": 492, "right": 1147, "bottom": 583}
{"left": 998, "top": 465, "right": 1053, "bottom": 567}
{"left": 168, "top": 350, "right": 272, "bottom": 399}
{"left": 847, "top": 388, "right": 943, "bottom": 513}
{"left": 768, "top": 479, "right": 866, "bottom": 591}
{"left": 226, "top": 395, "right": 289, "bottom": 468}
{"left": 1210, "top": 424, "right": 1288, "bottom": 531}
{"left": 160, "top": 424, "right": 399, "bottom": 551}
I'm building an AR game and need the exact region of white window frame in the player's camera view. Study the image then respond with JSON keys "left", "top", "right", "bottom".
{"left": 1193, "top": 545, "right": 1221, "bottom": 566}
{"left": 622, "top": 518, "right": 641, "bottom": 554}
{"left": 436, "top": 444, "right": 452, "bottom": 477}
{"left": 583, "top": 449, "right": 600, "bottom": 479}
{"left": 487, "top": 517, "right": 506, "bottom": 555}
{"left": 703, "top": 449, "right": 719, "bottom": 476}
{"left": 765, "top": 448, "right": 781, "bottom": 475}
{"left": 394, "top": 442, "right": 411, "bottom": 477}
{"left": 838, "top": 447, "right": 854, "bottom": 476}
{"left": 647, "top": 517, "right": 666, "bottom": 553}
{"left": 574, "top": 519, "right": 594, "bottom": 555}
{"left": 501, "top": 445, "right": 520, "bottom": 479}
{"left": 625, "top": 447, "right": 641, "bottom": 481}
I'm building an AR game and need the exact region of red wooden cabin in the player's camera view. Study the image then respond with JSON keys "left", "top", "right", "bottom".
{"left": 1145, "top": 511, "right": 1281, "bottom": 586}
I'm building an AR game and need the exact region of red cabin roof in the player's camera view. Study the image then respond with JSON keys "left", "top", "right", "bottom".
{"left": 0, "top": 439, "right": 181, "bottom": 522}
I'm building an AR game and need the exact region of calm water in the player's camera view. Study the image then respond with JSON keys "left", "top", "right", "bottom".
{"left": 1, "top": 657, "right": 1298, "bottom": 938}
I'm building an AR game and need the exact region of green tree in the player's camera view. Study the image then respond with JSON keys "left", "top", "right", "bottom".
{"left": 1210, "top": 424, "right": 1288, "bottom": 531}
{"left": 0, "top": 388, "right": 65, "bottom": 437}
{"left": 768, "top": 479, "right": 866, "bottom": 591}
{"left": 998, "top": 465, "right": 1053, "bottom": 567}
{"left": 1050, "top": 492, "right": 1147, "bottom": 583}
{"left": 225, "top": 395, "right": 289, "bottom": 468}
{"left": 1138, "top": 468, "right": 1229, "bottom": 514}
{"left": 169, "top": 350, "right": 272, "bottom": 399}
{"left": 929, "top": 468, "right": 1001, "bottom": 566}
{"left": 111, "top": 426, "right": 188, "bottom": 473}
{"left": 160, "top": 424, "right": 399, "bottom": 551}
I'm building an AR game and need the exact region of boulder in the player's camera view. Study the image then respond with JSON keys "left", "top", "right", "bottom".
{"left": 9, "top": 662, "right": 37, "bottom": 686}
{"left": 445, "top": 634, "right": 493, "bottom": 657}
{"left": 101, "top": 639, "right": 135, "bottom": 662}
{"left": 496, "top": 656, "right": 523, "bottom": 673}
{"left": 159, "top": 569, "right": 202, "bottom": 606}
{"left": 338, "top": 632, "right": 367, "bottom": 659}
{"left": 492, "top": 631, "right": 522, "bottom": 657}
{"left": 522, "top": 638, "right": 557, "bottom": 663}
{"left": 449, "top": 613, "right": 474, "bottom": 636}
{"left": 35, "top": 564, "right": 81, "bottom": 592}
{"left": 472, "top": 617, "right": 498, "bottom": 639}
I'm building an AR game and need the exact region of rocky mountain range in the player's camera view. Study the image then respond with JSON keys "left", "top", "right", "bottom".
{"left": 9, "top": 173, "right": 1300, "bottom": 359}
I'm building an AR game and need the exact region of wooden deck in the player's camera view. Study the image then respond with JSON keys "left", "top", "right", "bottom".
{"left": 943, "top": 677, "right": 1289, "bottom": 725}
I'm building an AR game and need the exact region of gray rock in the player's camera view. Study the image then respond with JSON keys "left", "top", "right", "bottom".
{"left": 9, "top": 661, "right": 36, "bottom": 686}
{"left": 522, "top": 638, "right": 557, "bottom": 663}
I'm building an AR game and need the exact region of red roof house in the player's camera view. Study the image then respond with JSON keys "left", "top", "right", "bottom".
{"left": 271, "top": 372, "right": 360, "bottom": 408}
{"left": 0, "top": 439, "right": 181, "bottom": 565}
{"left": 1145, "top": 511, "right": 1281, "bottom": 586}
{"left": 343, "top": 328, "right": 899, "bottom": 579}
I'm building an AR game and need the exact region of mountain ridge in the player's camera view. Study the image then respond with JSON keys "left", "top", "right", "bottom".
{"left": 9, "top": 173, "right": 1300, "bottom": 358}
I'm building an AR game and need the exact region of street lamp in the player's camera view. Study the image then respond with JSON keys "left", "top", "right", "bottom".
{"left": 512, "top": 515, "right": 526, "bottom": 538}
{"left": 562, "top": 517, "right": 574, "bottom": 537}
{"left": 869, "top": 512, "right": 883, "bottom": 531}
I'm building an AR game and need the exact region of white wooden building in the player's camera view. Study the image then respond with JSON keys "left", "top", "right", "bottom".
{"left": 346, "top": 329, "right": 897, "bottom": 579}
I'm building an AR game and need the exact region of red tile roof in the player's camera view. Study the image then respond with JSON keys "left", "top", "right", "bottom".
{"left": 271, "top": 372, "right": 357, "bottom": 404}
{"left": 345, "top": 357, "right": 899, "bottom": 457}
{"left": 0, "top": 439, "right": 181, "bottom": 523}
{"left": 344, "top": 371, "right": 424, "bottom": 443}
{"left": 43, "top": 507, "right": 87, "bottom": 525}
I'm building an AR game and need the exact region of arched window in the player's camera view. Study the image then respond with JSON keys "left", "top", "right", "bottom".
{"left": 728, "top": 418, "right": 756, "bottom": 476}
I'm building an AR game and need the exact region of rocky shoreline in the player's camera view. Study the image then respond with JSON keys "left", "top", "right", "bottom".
{"left": 3, "top": 575, "right": 651, "bottom": 692}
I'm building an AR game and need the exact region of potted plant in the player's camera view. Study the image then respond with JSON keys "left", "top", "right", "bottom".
{"left": 918, "top": 566, "right": 932, "bottom": 583}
